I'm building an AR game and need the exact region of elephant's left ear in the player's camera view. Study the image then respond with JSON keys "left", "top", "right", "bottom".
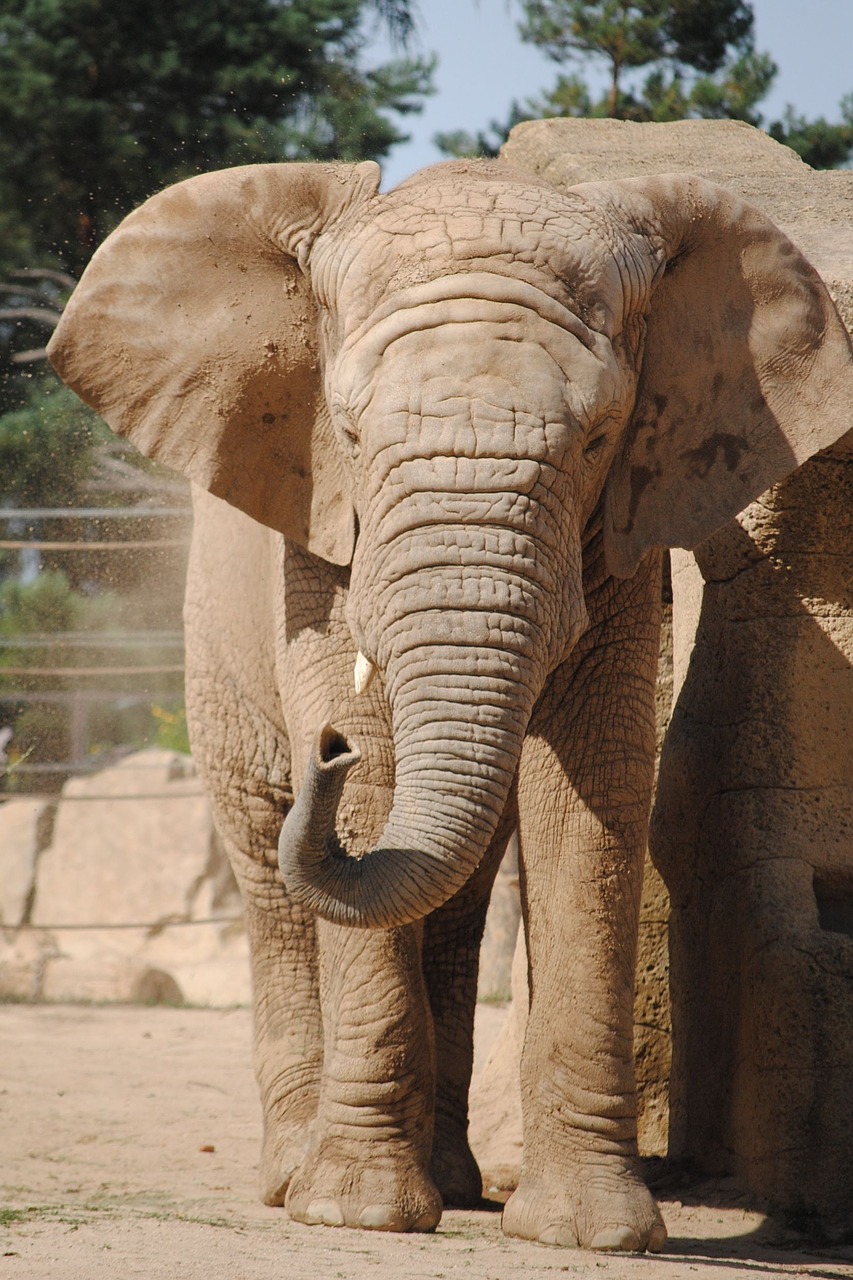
{"left": 47, "top": 162, "right": 381, "bottom": 566}
{"left": 597, "top": 175, "right": 853, "bottom": 578}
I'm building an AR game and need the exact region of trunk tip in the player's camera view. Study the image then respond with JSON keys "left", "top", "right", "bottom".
{"left": 316, "top": 723, "right": 361, "bottom": 772}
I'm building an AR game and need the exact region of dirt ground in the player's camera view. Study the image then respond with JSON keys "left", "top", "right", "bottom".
{"left": 1, "top": 1003, "right": 851, "bottom": 1280}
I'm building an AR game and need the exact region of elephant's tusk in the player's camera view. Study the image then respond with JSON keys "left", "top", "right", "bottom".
{"left": 354, "top": 651, "right": 378, "bottom": 696}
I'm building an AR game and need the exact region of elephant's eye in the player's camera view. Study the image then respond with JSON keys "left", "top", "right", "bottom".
{"left": 583, "top": 430, "right": 608, "bottom": 457}
{"left": 332, "top": 403, "right": 360, "bottom": 458}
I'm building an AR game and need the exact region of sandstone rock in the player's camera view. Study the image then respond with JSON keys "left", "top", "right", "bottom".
{"left": 0, "top": 927, "right": 59, "bottom": 1000}
{"left": 655, "top": 451, "right": 853, "bottom": 1233}
{"left": 7, "top": 749, "right": 251, "bottom": 1007}
{"left": 38, "top": 921, "right": 250, "bottom": 1007}
{"left": 502, "top": 117, "right": 853, "bottom": 326}
{"left": 469, "top": 924, "right": 526, "bottom": 1193}
{"left": 40, "top": 941, "right": 162, "bottom": 1004}
{"left": 634, "top": 605, "right": 673, "bottom": 1158}
{"left": 0, "top": 798, "right": 56, "bottom": 927}
{"left": 634, "top": 859, "right": 671, "bottom": 1159}
{"left": 477, "top": 831, "right": 520, "bottom": 1002}
{"left": 32, "top": 750, "right": 214, "bottom": 929}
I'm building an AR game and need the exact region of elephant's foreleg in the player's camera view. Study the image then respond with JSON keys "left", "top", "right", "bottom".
{"left": 503, "top": 547, "right": 667, "bottom": 1253}
{"left": 193, "top": 749, "right": 323, "bottom": 1206}
{"left": 421, "top": 808, "right": 516, "bottom": 1206}
{"left": 284, "top": 917, "right": 443, "bottom": 1232}
{"left": 277, "top": 540, "right": 442, "bottom": 1231}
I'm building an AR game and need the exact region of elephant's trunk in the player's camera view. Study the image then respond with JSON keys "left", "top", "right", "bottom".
{"left": 278, "top": 641, "right": 540, "bottom": 930}
{"left": 278, "top": 409, "right": 585, "bottom": 929}
{"left": 278, "top": 724, "right": 485, "bottom": 929}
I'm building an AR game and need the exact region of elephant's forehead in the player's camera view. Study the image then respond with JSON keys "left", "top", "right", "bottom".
{"left": 372, "top": 186, "right": 595, "bottom": 286}
{"left": 322, "top": 177, "right": 621, "bottom": 334}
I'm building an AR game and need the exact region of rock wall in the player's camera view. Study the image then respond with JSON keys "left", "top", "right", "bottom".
{"left": 634, "top": 604, "right": 673, "bottom": 1156}
{"left": 654, "top": 437, "right": 853, "bottom": 1234}
{"left": 0, "top": 750, "right": 249, "bottom": 1007}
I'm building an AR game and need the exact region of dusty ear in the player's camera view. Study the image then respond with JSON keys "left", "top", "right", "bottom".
{"left": 596, "top": 175, "right": 853, "bottom": 577}
{"left": 47, "top": 161, "right": 381, "bottom": 566}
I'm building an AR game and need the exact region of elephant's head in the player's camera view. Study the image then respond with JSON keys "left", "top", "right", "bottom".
{"left": 48, "top": 158, "right": 853, "bottom": 929}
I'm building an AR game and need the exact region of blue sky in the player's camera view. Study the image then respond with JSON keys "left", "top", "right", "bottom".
{"left": 373, "top": 0, "right": 853, "bottom": 187}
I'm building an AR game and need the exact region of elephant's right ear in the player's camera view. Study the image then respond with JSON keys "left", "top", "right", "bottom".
{"left": 47, "top": 162, "right": 381, "bottom": 566}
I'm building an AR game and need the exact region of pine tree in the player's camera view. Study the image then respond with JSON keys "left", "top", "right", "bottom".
{"left": 519, "top": 0, "right": 758, "bottom": 118}
{"left": 0, "top": 0, "right": 431, "bottom": 273}
{"left": 440, "top": 2, "right": 852, "bottom": 172}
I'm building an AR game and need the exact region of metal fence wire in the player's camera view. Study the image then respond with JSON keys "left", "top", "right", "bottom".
{"left": 0, "top": 505, "right": 192, "bottom": 797}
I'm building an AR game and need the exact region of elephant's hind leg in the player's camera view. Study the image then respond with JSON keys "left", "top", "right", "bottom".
{"left": 422, "top": 809, "right": 516, "bottom": 1207}
{"left": 184, "top": 498, "right": 322, "bottom": 1206}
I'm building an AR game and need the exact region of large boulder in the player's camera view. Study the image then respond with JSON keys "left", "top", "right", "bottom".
{"left": 34, "top": 750, "right": 217, "bottom": 929}
{"left": 0, "top": 797, "right": 56, "bottom": 928}
{"left": 2, "top": 750, "right": 249, "bottom": 1007}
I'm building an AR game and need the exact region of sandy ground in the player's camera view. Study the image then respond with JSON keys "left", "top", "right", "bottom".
{"left": 1, "top": 1003, "right": 851, "bottom": 1280}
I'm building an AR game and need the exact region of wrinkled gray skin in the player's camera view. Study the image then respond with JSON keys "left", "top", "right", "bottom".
{"left": 47, "top": 158, "right": 853, "bottom": 1252}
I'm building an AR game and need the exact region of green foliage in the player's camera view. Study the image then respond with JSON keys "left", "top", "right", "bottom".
{"left": 519, "top": 0, "right": 755, "bottom": 115}
{"left": 686, "top": 49, "right": 777, "bottom": 123}
{"left": 0, "top": 571, "right": 89, "bottom": 792}
{"left": 769, "top": 96, "right": 853, "bottom": 170}
{"left": 439, "top": 0, "right": 767, "bottom": 157}
{"left": 664, "top": 0, "right": 752, "bottom": 73}
{"left": 638, "top": 48, "right": 776, "bottom": 124}
{"left": 278, "top": 55, "right": 433, "bottom": 162}
{"left": 0, "top": 0, "right": 432, "bottom": 272}
{"left": 440, "top": 1, "right": 852, "bottom": 171}
{"left": 0, "top": 268, "right": 74, "bottom": 412}
{"left": 435, "top": 102, "right": 535, "bottom": 160}
{"left": 0, "top": 379, "right": 109, "bottom": 506}
{"left": 521, "top": 0, "right": 754, "bottom": 72}
{"left": 0, "top": 569, "right": 79, "bottom": 638}
{"left": 150, "top": 704, "right": 191, "bottom": 754}
{"left": 0, "top": 3, "right": 430, "bottom": 784}
{"left": 522, "top": 0, "right": 669, "bottom": 75}
{"left": 0, "top": 570, "right": 189, "bottom": 791}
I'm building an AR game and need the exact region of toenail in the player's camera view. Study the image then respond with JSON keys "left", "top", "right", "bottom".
{"left": 304, "top": 1198, "right": 344, "bottom": 1226}
{"left": 412, "top": 1209, "right": 440, "bottom": 1232}
{"left": 590, "top": 1225, "right": 642, "bottom": 1251}
{"left": 648, "top": 1222, "right": 668, "bottom": 1252}
{"left": 538, "top": 1223, "right": 577, "bottom": 1247}
{"left": 358, "top": 1204, "right": 404, "bottom": 1230}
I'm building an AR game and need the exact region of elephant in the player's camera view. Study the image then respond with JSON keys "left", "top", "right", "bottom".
{"left": 47, "top": 156, "right": 853, "bottom": 1252}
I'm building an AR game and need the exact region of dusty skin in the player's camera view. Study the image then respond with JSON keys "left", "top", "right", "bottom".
{"left": 2, "top": 1003, "right": 851, "bottom": 1280}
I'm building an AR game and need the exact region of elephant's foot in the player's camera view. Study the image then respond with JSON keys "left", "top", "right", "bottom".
{"left": 501, "top": 1162, "right": 667, "bottom": 1253}
{"left": 431, "top": 1120, "right": 483, "bottom": 1207}
{"left": 285, "top": 1137, "right": 443, "bottom": 1232}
